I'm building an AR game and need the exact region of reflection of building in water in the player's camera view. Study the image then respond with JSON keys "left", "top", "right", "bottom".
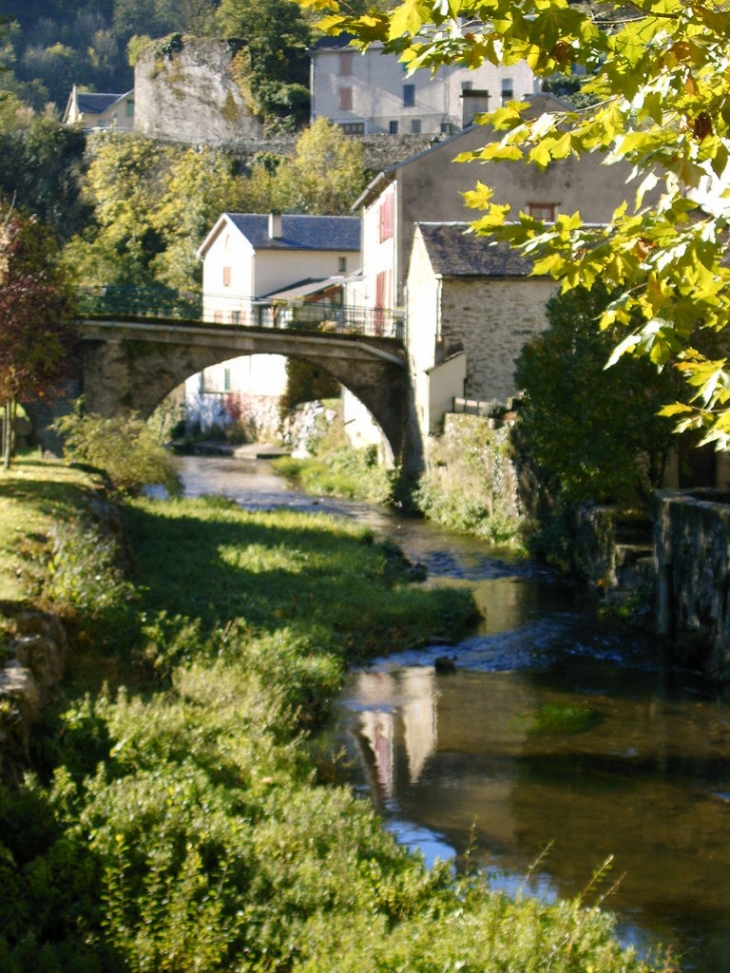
{"left": 402, "top": 669, "right": 437, "bottom": 783}
{"left": 355, "top": 668, "right": 438, "bottom": 794}
{"left": 360, "top": 710, "right": 395, "bottom": 796}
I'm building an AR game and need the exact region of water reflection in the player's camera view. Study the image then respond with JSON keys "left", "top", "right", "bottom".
{"left": 342, "top": 642, "right": 730, "bottom": 973}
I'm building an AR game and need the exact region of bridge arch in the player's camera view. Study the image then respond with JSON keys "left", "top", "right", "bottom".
{"left": 78, "top": 319, "right": 417, "bottom": 467}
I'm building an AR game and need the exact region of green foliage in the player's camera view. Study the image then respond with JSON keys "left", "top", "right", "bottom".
{"left": 0, "top": 473, "right": 672, "bottom": 973}
{"left": 63, "top": 134, "right": 249, "bottom": 289}
{"left": 274, "top": 416, "right": 395, "bottom": 505}
{"left": 53, "top": 407, "right": 182, "bottom": 498}
{"left": 219, "top": 0, "right": 311, "bottom": 127}
{"left": 416, "top": 418, "right": 522, "bottom": 544}
{"left": 527, "top": 702, "right": 598, "bottom": 736}
{"left": 310, "top": 0, "right": 730, "bottom": 451}
{"left": 280, "top": 357, "right": 341, "bottom": 415}
{"left": 514, "top": 284, "right": 681, "bottom": 510}
{"left": 0, "top": 115, "right": 90, "bottom": 243}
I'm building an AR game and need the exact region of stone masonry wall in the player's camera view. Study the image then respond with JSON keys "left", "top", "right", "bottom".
{"left": 655, "top": 489, "right": 730, "bottom": 674}
{"left": 440, "top": 276, "right": 556, "bottom": 403}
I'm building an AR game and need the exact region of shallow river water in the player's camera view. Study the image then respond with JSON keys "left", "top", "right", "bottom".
{"left": 174, "top": 453, "right": 730, "bottom": 973}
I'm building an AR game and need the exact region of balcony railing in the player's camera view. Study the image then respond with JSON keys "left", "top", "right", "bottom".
{"left": 77, "top": 286, "right": 404, "bottom": 340}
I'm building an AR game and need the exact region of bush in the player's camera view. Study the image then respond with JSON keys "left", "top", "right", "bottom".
{"left": 53, "top": 406, "right": 182, "bottom": 498}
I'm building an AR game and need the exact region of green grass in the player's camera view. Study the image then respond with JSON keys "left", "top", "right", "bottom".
{"left": 0, "top": 464, "right": 677, "bottom": 973}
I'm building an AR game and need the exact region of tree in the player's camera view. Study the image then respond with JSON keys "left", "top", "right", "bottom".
{"left": 219, "top": 0, "right": 311, "bottom": 129}
{"left": 246, "top": 118, "right": 369, "bottom": 214}
{"left": 514, "top": 283, "right": 680, "bottom": 511}
{"left": 307, "top": 0, "right": 730, "bottom": 449}
{"left": 0, "top": 207, "right": 78, "bottom": 467}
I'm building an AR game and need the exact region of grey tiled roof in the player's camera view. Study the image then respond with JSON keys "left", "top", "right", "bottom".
{"left": 417, "top": 222, "right": 537, "bottom": 277}
{"left": 76, "top": 92, "right": 128, "bottom": 114}
{"left": 227, "top": 214, "right": 361, "bottom": 251}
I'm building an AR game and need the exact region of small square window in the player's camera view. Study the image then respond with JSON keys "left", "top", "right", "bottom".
{"left": 410, "top": 118, "right": 421, "bottom": 134}
{"left": 527, "top": 203, "right": 557, "bottom": 221}
{"left": 389, "top": 120, "right": 399, "bottom": 134}
{"left": 403, "top": 83, "right": 415, "bottom": 107}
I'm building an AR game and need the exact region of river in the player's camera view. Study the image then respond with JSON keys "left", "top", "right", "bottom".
{"left": 174, "top": 452, "right": 730, "bottom": 973}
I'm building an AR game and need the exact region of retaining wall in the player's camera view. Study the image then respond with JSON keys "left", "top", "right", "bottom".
{"left": 655, "top": 489, "right": 730, "bottom": 674}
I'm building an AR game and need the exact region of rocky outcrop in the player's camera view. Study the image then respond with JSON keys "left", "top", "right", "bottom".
{"left": 135, "top": 36, "right": 264, "bottom": 143}
{"left": 0, "top": 610, "right": 68, "bottom": 783}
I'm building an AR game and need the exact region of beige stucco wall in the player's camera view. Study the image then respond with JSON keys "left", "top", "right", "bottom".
{"left": 311, "top": 43, "right": 535, "bottom": 134}
{"left": 135, "top": 38, "right": 263, "bottom": 143}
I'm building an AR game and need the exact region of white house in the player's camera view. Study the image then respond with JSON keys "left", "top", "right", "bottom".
{"left": 310, "top": 35, "right": 537, "bottom": 135}
{"left": 187, "top": 212, "right": 362, "bottom": 436}
{"left": 62, "top": 85, "right": 135, "bottom": 131}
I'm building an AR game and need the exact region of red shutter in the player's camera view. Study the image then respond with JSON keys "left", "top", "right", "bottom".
{"left": 379, "top": 194, "right": 393, "bottom": 242}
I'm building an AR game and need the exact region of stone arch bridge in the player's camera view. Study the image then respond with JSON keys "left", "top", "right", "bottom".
{"left": 78, "top": 317, "right": 417, "bottom": 466}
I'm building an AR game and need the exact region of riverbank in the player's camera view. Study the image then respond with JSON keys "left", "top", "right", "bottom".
{"left": 0, "top": 459, "right": 676, "bottom": 971}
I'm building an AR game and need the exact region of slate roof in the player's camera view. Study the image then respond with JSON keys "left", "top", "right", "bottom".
{"left": 417, "top": 222, "right": 538, "bottom": 277}
{"left": 225, "top": 214, "right": 361, "bottom": 252}
{"left": 76, "top": 91, "right": 129, "bottom": 115}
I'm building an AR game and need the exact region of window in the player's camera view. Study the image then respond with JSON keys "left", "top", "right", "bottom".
{"left": 410, "top": 118, "right": 421, "bottom": 134}
{"left": 339, "top": 51, "right": 353, "bottom": 76}
{"left": 379, "top": 194, "right": 394, "bottom": 243}
{"left": 224, "top": 368, "right": 231, "bottom": 392}
{"left": 214, "top": 310, "right": 223, "bottom": 324}
{"left": 126, "top": 99, "right": 134, "bottom": 117}
{"left": 527, "top": 203, "right": 557, "bottom": 221}
{"left": 222, "top": 265, "right": 231, "bottom": 287}
{"left": 339, "top": 86, "right": 353, "bottom": 110}
{"left": 501, "top": 78, "right": 514, "bottom": 103}
{"left": 340, "top": 121, "right": 364, "bottom": 135}
{"left": 338, "top": 256, "right": 347, "bottom": 273}
{"left": 403, "top": 84, "right": 415, "bottom": 107}
{"left": 231, "top": 309, "right": 241, "bottom": 325}
{"left": 389, "top": 120, "right": 399, "bottom": 135}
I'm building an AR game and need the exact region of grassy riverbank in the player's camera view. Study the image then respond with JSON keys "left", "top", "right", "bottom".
{"left": 0, "top": 459, "right": 676, "bottom": 972}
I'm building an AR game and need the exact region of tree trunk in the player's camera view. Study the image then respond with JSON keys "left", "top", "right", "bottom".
{"left": 3, "top": 398, "right": 15, "bottom": 469}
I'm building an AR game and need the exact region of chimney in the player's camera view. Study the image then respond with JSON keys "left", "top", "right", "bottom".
{"left": 268, "top": 212, "right": 282, "bottom": 239}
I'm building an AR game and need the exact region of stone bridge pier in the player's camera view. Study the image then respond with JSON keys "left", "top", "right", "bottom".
{"left": 78, "top": 320, "right": 422, "bottom": 470}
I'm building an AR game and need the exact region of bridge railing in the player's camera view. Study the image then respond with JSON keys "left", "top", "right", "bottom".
{"left": 78, "top": 286, "right": 404, "bottom": 340}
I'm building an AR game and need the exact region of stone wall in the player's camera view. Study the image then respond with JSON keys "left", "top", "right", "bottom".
{"left": 440, "top": 276, "right": 556, "bottom": 403}
{"left": 0, "top": 609, "right": 68, "bottom": 783}
{"left": 655, "top": 489, "right": 730, "bottom": 674}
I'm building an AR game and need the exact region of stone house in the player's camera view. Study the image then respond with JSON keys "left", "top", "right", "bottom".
{"left": 310, "top": 35, "right": 537, "bottom": 136}
{"left": 187, "top": 211, "right": 361, "bottom": 435}
{"left": 406, "top": 222, "right": 555, "bottom": 444}
{"left": 62, "top": 85, "right": 135, "bottom": 131}
{"left": 348, "top": 92, "right": 648, "bottom": 322}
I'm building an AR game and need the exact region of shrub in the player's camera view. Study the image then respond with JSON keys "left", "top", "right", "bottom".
{"left": 53, "top": 406, "right": 182, "bottom": 498}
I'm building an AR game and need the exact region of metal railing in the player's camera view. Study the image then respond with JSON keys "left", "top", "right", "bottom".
{"left": 77, "top": 286, "right": 404, "bottom": 340}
